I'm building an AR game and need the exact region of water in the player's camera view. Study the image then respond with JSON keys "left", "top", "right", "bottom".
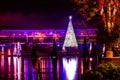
{"left": 0, "top": 55, "right": 82, "bottom": 80}
{"left": 0, "top": 43, "right": 83, "bottom": 80}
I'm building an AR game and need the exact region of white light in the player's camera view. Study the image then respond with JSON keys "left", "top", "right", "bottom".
{"left": 63, "top": 58, "right": 78, "bottom": 80}
{"left": 89, "top": 58, "right": 93, "bottom": 62}
{"left": 62, "top": 16, "right": 78, "bottom": 50}
{"left": 69, "top": 16, "right": 72, "bottom": 20}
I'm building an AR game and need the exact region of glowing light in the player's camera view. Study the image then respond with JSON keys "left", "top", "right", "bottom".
{"left": 1, "top": 55, "right": 4, "bottom": 72}
{"left": 8, "top": 49, "right": 11, "bottom": 68}
{"left": 53, "top": 33, "right": 60, "bottom": 41}
{"left": 18, "top": 33, "right": 21, "bottom": 36}
{"left": 69, "top": 15, "right": 72, "bottom": 20}
{"left": 63, "top": 58, "right": 78, "bottom": 80}
{"left": 8, "top": 49, "right": 11, "bottom": 78}
{"left": 62, "top": 16, "right": 78, "bottom": 50}
{"left": 102, "top": 44, "right": 106, "bottom": 53}
{"left": 1, "top": 45, "right": 5, "bottom": 54}
{"left": 18, "top": 58, "right": 22, "bottom": 80}
{"left": 13, "top": 33, "right": 15, "bottom": 36}
{"left": 13, "top": 42, "right": 22, "bottom": 56}
{"left": 49, "top": 32, "right": 53, "bottom": 35}
{"left": 89, "top": 42, "right": 92, "bottom": 54}
{"left": 13, "top": 57, "right": 17, "bottom": 79}
{"left": 13, "top": 44, "right": 17, "bottom": 55}
{"left": 89, "top": 58, "right": 93, "bottom": 62}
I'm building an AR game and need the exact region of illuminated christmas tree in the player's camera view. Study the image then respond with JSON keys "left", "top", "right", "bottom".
{"left": 62, "top": 16, "right": 78, "bottom": 50}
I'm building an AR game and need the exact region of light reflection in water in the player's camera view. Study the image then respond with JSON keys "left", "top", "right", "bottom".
{"left": 13, "top": 57, "right": 22, "bottom": 80}
{"left": 13, "top": 57, "right": 17, "bottom": 79}
{"left": 38, "top": 57, "right": 53, "bottom": 80}
{"left": 1, "top": 55, "right": 4, "bottom": 72}
{"left": 18, "top": 57, "right": 22, "bottom": 80}
{"left": 1, "top": 46, "right": 4, "bottom": 72}
{"left": 8, "top": 49, "right": 11, "bottom": 79}
{"left": 24, "top": 59, "right": 29, "bottom": 80}
{"left": 0, "top": 49, "right": 81, "bottom": 80}
{"left": 63, "top": 58, "right": 78, "bottom": 80}
{"left": 32, "top": 67, "right": 37, "bottom": 80}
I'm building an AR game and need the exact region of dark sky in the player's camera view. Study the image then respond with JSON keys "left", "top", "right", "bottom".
{"left": 0, "top": 0, "right": 75, "bottom": 30}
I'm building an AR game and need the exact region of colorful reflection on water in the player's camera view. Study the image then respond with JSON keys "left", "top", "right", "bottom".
{"left": 0, "top": 54, "right": 82, "bottom": 80}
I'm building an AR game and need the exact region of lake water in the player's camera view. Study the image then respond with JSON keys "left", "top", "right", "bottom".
{"left": 0, "top": 55, "right": 82, "bottom": 80}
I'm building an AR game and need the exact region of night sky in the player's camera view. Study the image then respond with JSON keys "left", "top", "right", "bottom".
{"left": 0, "top": 0, "right": 75, "bottom": 30}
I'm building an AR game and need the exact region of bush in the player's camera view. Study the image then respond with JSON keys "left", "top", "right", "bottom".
{"left": 80, "top": 63, "right": 120, "bottom": 80}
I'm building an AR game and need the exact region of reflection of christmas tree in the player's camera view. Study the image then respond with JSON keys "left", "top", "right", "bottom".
{"left": 62, "top": 16, "right": 78, "bottom": 50}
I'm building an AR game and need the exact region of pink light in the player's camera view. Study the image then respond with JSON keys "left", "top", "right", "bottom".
{"left": 49, "top": 32, "right": 53, "bottom": 35}
{"left": 13, "top": 57, "right": 17, "bottom": 79}
{"left": 18, "top": 58, "right": 22, "bottom": 80}
{"left": 8, "top": 49, "right": 11, "bottom": 69}
{"left": 89, "top": 58, "right": 93, "bottom": 62}
{"left": 80, "top": 33, "right": 83, "bottom": 35}
{"left": 62, "top": 58, "right": 78, "bottom": 80}
{"left": 13, "top": 33, "right": 15, "bottom": 36}
{"left": 102, "top": 44, "right": 105, "bottom": 53}
{"left": 8, "top": 49, "right": 11, "bottom": 78}
{"left": 1, "top": 55, "right": 4, "bottom": 72}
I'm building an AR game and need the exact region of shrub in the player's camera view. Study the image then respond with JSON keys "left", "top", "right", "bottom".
{"left": 80, "top": 63, "right": 120, "bottom": 80}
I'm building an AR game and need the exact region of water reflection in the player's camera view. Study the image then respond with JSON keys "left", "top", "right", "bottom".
{"left": 1, "top": 55, "right": 4, "bottom": 78}
{"left": 0, "top": 54, "right": 81, "bottom": 80}
{"left": 32, "top": 66, "right": 37, "bottom": 80}
{"left": 62, "top": 57, "right": 78, "bottom": 80}
{"left": 24, "top": 58, "right": 29, "bottom": 80}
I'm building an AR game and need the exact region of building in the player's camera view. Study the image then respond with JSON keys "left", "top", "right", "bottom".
{"left": 0, "top": 29, "right": 96, "bottom": 44}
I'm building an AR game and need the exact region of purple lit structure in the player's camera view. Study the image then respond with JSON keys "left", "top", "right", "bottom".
{"left": 0, "top": 29, "right": 96, "bottom": 44}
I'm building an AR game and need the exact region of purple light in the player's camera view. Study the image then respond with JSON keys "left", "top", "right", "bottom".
{"left": 49, "top": 32, "right": 53, "bottom": 35}
{"left": 57, "top": 44, "right": 60, "bottom": 47}
{"left": 32, "top": 67, "right": 37, "bottom": 80}
{"left": 69, "top": 16, "right": 72, "bottom": 20}
{"left": 24, "top": 32, "right": 28, "bottom": 35}
{"left": 24, "top": 59, "right": 29, "bottom": 80}
{"left": 1, "top": 55, "right": 4, "bottom": 72}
